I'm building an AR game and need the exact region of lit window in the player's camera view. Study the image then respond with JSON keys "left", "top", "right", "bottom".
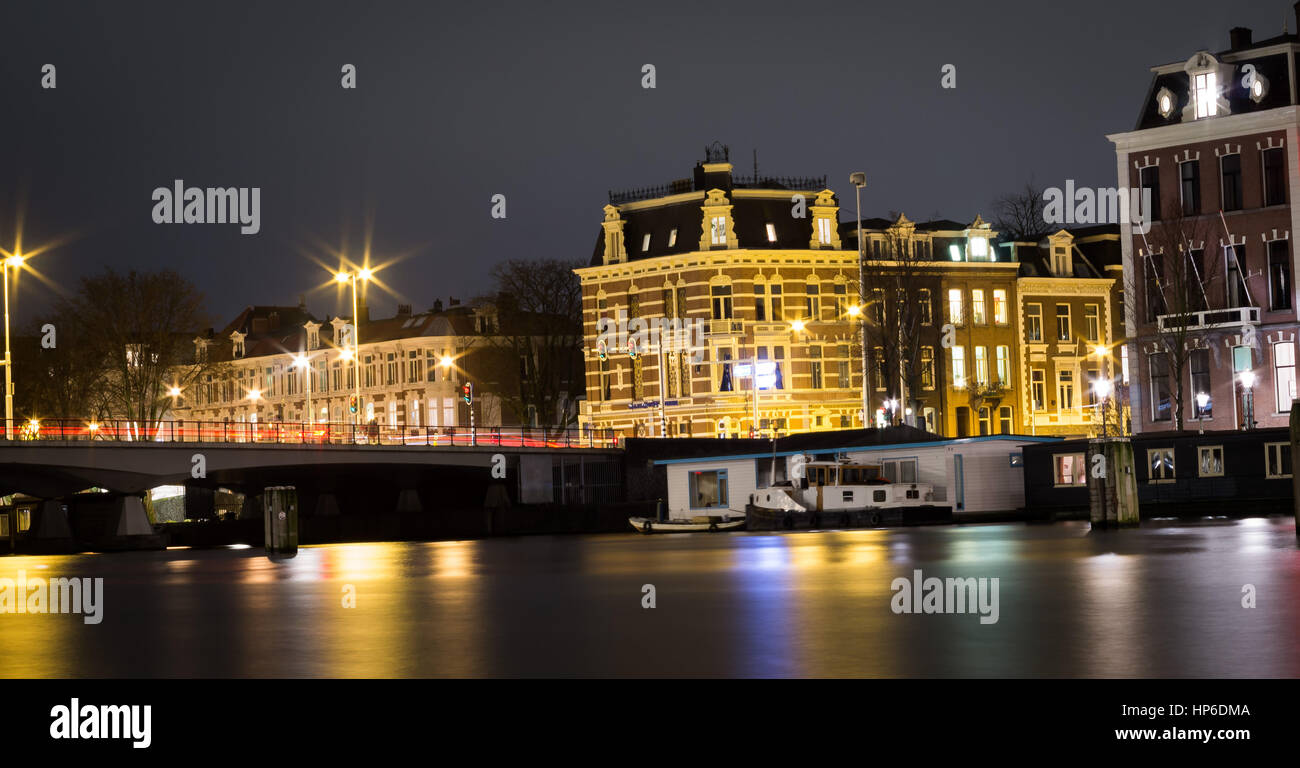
{"left": 948, "top": 289, "right": 964, "bottom": 325}
{"left": 1053, "top": 454, "right": 1087, "bottom": 486}
{"left": 689, "top": 469, "right": 729, "bottom": 509}
{"left": 1266, "top": 443, "right": 1293, "bottom": 479}
{"left": 641, "top": 233, "right": 651, "bottom": 252}
{"left": 970, "top": 237, "right": 987, "bottom": 259}
{"left": 668, "top": 228, "right": 677, "bottom": 247}
{"left": 993, "top": 289, "right": 1007, "bottom": 324}
{"left": 949, "top": 244, "right": 962, "bottom": 261}
{"left": 1274, "top": 341, "right": 1296, "bottom": 413}
{"left": 1194, "top": 72, "right": 1217, "bottom": 118}
{"left": 1148, "top": 448, "right": 1175, "bottom": 482}
{"left": 817, "top": 218, "right": 832, "bottom": 245}
{"left": 710, "top": 216, "right": 727, "bottom": 246}
{"left": 1198, "top": 446, "right": 1224, "bottom": 477}
{"left": 974, "top": 346, "right": 988, "bottom": 385}
{"left": 951, "top": 346, "right": 966, "bottom": 388}
{"left": 971, "top": 289, "right": 986, "bottom": 325}
{"left": 766, "top": 222, "right": 777, "bottom": 242}
{"left": 996, "top": 345, "right": 1010, "bottom": 384}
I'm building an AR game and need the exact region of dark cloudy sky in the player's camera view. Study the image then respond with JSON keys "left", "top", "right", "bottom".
{"left": 0, "top": 0, "right": 1286, "bottom": 326}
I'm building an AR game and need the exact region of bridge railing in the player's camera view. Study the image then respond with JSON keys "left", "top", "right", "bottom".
{"left": 1, "top": 419, "right": 621, "bottom": 449}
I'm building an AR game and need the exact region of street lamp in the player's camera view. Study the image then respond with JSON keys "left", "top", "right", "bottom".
{"left": 293, "top": 354, "right": 314, "bottom": 429}
{"left": 1196, "top": 392, "right": 1210, "bottom": 434}
{"left": 1093, "top": 377, "right": 1113, "bottom": 437}
{"left": 334, "top": 268, "right": 372, "bottom": 426}
{"left": 3, "top": 252, "right": 24, "bottom": 439}
{"left": 851, "top": 171, "right": 868, "bottom": 427}
{"left": 1239, "top": 370, "right": 1257, "bottom": 430}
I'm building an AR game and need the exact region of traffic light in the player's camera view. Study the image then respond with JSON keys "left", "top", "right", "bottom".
{"left": 348, "top": 395, "right": 358, "bottom": 414}
{"left": 461, "top": 382, "right": 473, "bottom": 405}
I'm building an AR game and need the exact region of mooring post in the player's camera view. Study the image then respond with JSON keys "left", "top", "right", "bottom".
{"left": 1088, "top": 437, "right": 1139, "bottom": 529}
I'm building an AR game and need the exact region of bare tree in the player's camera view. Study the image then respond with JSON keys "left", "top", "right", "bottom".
{"left": 991, "top": 182, "right": 1047, "bottom": 242}
{"left": 484, "top": 258, "right": 585, "bottom": 432}
{"left": 860, "top": 216, "right": 936, "bottom": 426}
{"left": 56, "top": 268, "right": 213, "bottom": 434}
{"left": 1132, "top": 200, "right": 1218, "bottom": 431}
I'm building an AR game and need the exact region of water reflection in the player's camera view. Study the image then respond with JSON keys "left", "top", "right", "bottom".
{"left": 1, "top": 519, "right": 1297, "bottom": 677}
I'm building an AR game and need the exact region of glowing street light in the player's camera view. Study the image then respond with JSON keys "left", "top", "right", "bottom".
{"left": 167, "top": 386, "right": 182, "bottom": 398}
{"left": 333, "top": 268, "right": 373, "bottom": 426}
{"left": 1196, "top": 391, "right": 1210, "bottom": 434}
{"left": 2, "top": 252, "right": 26, "bottom": 439}
{"left": 846, "top": 304, "right": 861, "bottom": 318}
{"left": 791, "top": 319, "right": 806, "bottom": 333}
{"left": 1239, "top": 370, "right": 1257, "bottom": 430}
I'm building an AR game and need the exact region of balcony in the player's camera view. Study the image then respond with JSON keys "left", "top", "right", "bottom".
{"left": 1156, "top": 306, "right": 1259, "bottom": 333}
{"left": 708, "top": 319, "right": 746, "bottom": 335}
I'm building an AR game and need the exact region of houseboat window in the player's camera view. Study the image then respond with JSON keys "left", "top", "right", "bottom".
{"left": 873, "top": 490, "right": 887, "bottom": 502}
{"left": 842, "top": 490, "right": 853, "bottom": 502}
{"left": 1148, "top": 448, "right": 1175, "bottom": 482}
{"left": 0, "top": 513, "right": 8, "bottom": 537}
{"left": 1053, "top": 454, "right": 1087, "bottom": 486}
{"left": 1265, "top": 443, "right": 1292, "bottom": 479}
{"left": 18, "top": 508, "right": 32, "bottom": 532}
{"left": 689, "top": 470, "right": 728, "bottom": 509}
{"left": 881, "top": 459, "right": 918, "bottom": 483}
{"left": 1197, "top": 446, "right": 1224, "bottom": 477}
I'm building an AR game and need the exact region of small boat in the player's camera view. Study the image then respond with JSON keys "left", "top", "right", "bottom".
{"left": 628, "top": 514, "right": 746, "bottom": 534}
{"left": 747, "top": 458, "right": 950, "bottom": 530}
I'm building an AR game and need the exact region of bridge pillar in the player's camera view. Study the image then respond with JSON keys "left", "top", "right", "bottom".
{"left": 34, "top": 500, "right": 73, "bottom": 540}
{"left": 239, "top": 492, "right": 263, "bottom": 521}
{"left": 314, "top": 492, "right": 340, "bottom": 516}
{"left": 395, "top": 488, "right": 422, "bottom": 515}
{"left": 116, "top": 495, "right": 154, "bottom": 536}
{"left": 1088, "top": 437, "right": 1139, "bottom": 529}
{"left": 184, "top": 485, "right": 217, "bottom": 521}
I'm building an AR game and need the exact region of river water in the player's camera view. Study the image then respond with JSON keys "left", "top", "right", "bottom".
{"left": 3, "top": 517, "right": 1298, "bottom": 677}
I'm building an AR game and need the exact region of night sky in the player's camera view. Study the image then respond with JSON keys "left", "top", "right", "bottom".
{"left": 0, "top": 0, "right": 1285, "bottom": 327}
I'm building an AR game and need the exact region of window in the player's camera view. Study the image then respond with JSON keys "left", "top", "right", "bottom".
{"left": 1189, "top": 349, "right": 1211, "bottom": 418}
{"left": 1263, "top": 147, "right": 1287, "bottom": 207}
{"left": 810, "top": 346, "right": 823, "bottom": 389}
{"left": 769, "top": 283, "right": 783, "bottom": 320}
{"left": 971, "top": 290, "right": 986, "bottom": 325}
{"left": 951, "top": 346, "right": 966, "bottom": 388}
{"left": 1266, "top": 442, "right": 1293, "bottom": 478}
{"left": 1179, "top": 160, "right": 1200, "bottom": 216}
{"left": 1057, "top": 369, "right": 1074, "bottom": 410}
{"left": 817, "top": 218, "right": 832, "bottom": 245}
{"left": 716, "top": 348, "right": 733, "bottom": 392}
{"left": 948, "top": 289, "right": 964, "bottom": 325}
{"left": 1220, "top": 154, "right": 1242, "bottom": 211}
{"left": 832, "top": 283, "right": 847, "bottom": 317}
{"left": 1056, "top": 304, "right": 1071, "bottom": 342}
{"left": 766, "top": 222, "right": 777, "bottom": 242}
{"left": 668, "top": 228, "right": 677, "bottom": 247}
{"left": 1148, "top": 448, "right": 1175, "bottom": 482}
{"left": 1050, "top": 246, "right": 1071, "bottom": 276}
{"left": 710, "top": 216, "right": 727, "bottom": 246}
{"left": 806, "top": 283, "right": 820, "bottom": 319}
{"left": 978, "top": 406, "right": 991, "bottom": 435}
{"left": 922, "top": 407, "right": 937, "bottom": 433}
{"left": 918, "top": 289, "right": 932, "bottom": 325}
{"left": 998, "top": 406, "right": 1013, "bottom": 434}
{"left": 1150, "top": 352, "right": 1171, "bottom": 421}
{"left": 970, "top": 237, "right": 988, "bottom": 260}
{"left": 17, "top": 508, "right": 31, "bottom": 532}
{"left": 1026, "top": 304, "right": 1042, "bottom": 342}
{"left": 641, "top": 233, "right": 651, "bottom": 252}
{"left": 872, "top": 346, "right": 886, "bottom": 391}
{"left": 974, "top": 346, "right": 988, "bottom": 385}
{"left": 996, "top": 345, "right": 1010, "bottom": 384}
{"left": 1084, "top": 304, "right": 1100, "bottom": 342}
{"left": 689, "top": 469, "right": 728, "bottom": 509}
{"left": 1145, "top": 251, "right": 1167, "bottom": 320}
{"left": 1139, "top": 166, "right": 1161, "bottom": 222}
{"left": 1275, "top": 341, "right": 1296, "bottom": 413}
{"left": 921, "top": 347, "right": 935, "bottom": 389}
{"left": 948, "top": 244, "right": 961, "bottom": 261}
{"left": 711, "top": 284, "right": 733, "bottom": 319}
{"left": 754, "top": 282, "right": 766, "bottom": 321}
{"left": 1194, "top": 71, "right": 1217, "bottom": 118}
{"left": 1268, "top": 240, "right": 1291, "bottom": 311}
{"left": 1031, "top": 369, "right": 1046, "bottom": 410}
{"left": 1198, "top": 446, "right": 1224, "bottom": 477}
{"left": 1053, "top": 454, "right": 1087, "bottom": 486}
{"left": 992, "top": 289, "right": 1007, "bottom": 324}
{"left": 881, "top": 458, "right": 918, "bottom": 483}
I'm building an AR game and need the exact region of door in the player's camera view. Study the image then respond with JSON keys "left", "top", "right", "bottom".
{"left": 953, "top": 454, "right": 965, "bottom": 511}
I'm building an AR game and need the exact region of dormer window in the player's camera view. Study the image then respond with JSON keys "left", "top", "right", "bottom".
{"left": 817, "top": 218, "right": 832, "bottom": 245}
{"left": 949, "top": 244, "right": 962, "bottom": 261}
{"left": 641, "top": 233, "right": 652, "bottom": 252}
{"left": 710, "top": 216, "right": 727, "bottom": 245}
{"left": 969, "top": 236, "right": 988, "bottom": 260}
{"left": 668, "top": 228, "right": 677, "bottom": 247}
{"left": 1051, "top": 246, "right": 1072, "bottom": 276}
{"left": 1194, "top": 71, "right": 1217, "bottom": 118}
{"left": 231, "top": 332, "right": 246, "bottom": 359}
{"left": 766, "top": 223, "right": 777, "bottom": 242}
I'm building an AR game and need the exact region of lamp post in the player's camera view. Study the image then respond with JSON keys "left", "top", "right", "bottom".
{"left": 850, "top": 172, "right": 868, "bottom": 428}
{"left": 334, "top": 269, "right": 371, "bottom": 426}
{"left": 1196, "top": 392, "right": 1210, "bottom": 435}
{"left": 293, "top": 354, "right": 314, "bottom": 432}
{"left": 3, "top": 253, "right": 23, "bottom": 440}
{"left": 1239, "top": 370, "right": 1257, "bottom": 431}
{"left": 1093, "top": 377, "right": 1113, "bottom": 438}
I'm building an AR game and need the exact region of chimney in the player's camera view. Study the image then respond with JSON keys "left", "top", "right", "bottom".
{"left": 449, "top": 296, "right": 461, "bottom": 307}
{"left": 397, "top": 303, "right": 412, "bottom": 317}
{"left": 432, "top": 299, "right": 444, "bottom": 313}
{"left": 1230, "top": 26, "right": 1252, "bottom": 49}
{"left": 298, "top": 294, "right": 306, "bottom": 308}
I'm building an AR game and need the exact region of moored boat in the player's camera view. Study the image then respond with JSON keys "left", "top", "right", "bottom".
{"left": 629, "top": 514, "right": 746, "bottom": 534}
{"left": 747, "top": 458, "right": 951, "bottom": 530}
